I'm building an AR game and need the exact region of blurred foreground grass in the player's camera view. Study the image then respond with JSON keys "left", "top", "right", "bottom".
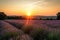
{"left": 0, "top": 24, "right": 60, "bottom": 40}
{"left": 22, "top": 25, "right": 60, "bottom": 40}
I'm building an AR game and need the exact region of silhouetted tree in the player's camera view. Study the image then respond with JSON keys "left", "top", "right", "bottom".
{"left": 0, "top": 12, "right": 7, "bottom": 20}
{"left": 57, "top": 12, "right": 60, "bottom": 20}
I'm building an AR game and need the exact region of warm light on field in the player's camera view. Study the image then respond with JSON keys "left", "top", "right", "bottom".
{"left": 24, "top": 1, "right": 43, "bottom": 25}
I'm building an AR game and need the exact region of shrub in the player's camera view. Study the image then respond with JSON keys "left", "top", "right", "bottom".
{"left": 47, "top": 32, "right": 60, "bottom": 40}
{"left": 21, "top": 25, "right": 33, "bottom": 34}
{"left": 0, "top": 31, "right": 20, "bottom": 40}
{"left": 30, "top": 28, "right": 48, "bottom": 40}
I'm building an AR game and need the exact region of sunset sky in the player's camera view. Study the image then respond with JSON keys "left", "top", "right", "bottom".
{"left": 0, "top": 0, "right": 60, "bottom": 16}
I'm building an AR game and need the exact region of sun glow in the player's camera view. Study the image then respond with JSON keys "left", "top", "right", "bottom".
{"left": 23, "top": 1, "right": 42, "bottom": 16}
{"left": 27, "top": 13, "right": 31, "bottom": 16}
{"left": 25, "top": 3, "right": 34, "bottom": 16}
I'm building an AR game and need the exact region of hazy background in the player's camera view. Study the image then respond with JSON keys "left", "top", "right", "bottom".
{"left": 0, "top": 0, "right": 60, "bottom": 16}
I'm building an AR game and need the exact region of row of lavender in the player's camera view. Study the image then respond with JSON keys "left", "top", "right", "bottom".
{"left": 0, "top": 20, "right": 59, "bottom": 40}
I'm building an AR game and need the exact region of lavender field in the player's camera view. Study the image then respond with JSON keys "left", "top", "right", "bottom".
{"left": 0, "top": 20, "right": 60, "bottom": 40}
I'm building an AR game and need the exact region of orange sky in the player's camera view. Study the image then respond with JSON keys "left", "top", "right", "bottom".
{"left": 0, "top": 0, "right": 60, "bottom": 16}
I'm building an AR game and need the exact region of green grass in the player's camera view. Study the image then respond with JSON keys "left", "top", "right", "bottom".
{"left": 0, "top": 31, "right": 21, "bottom": 40}
{"left": 47, "top": 32, "right": 60, "bottom": 40}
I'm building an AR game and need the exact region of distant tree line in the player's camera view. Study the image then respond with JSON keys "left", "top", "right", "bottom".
{"left": 6, "top": 16, "right": 26, "bottom": 20}
{"left": 0, "top": 12, "right": 60, "bottom": 20}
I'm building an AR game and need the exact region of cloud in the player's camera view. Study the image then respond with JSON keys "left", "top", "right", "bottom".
{"left": 44, "top": 0, "right": 60, "bottom": 6}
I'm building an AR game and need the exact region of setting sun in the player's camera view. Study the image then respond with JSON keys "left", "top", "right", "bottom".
{"left": 25, "top": 1, "right": 42, "bottom": 16}
{"left": 23, "top": 2, "right": 39, "bottom": 16}
{"left": 27, "top": 13, "right": 31, "bottom": 16}
{"left": 25, "top": 3, "right": 35, "bottom": 16}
